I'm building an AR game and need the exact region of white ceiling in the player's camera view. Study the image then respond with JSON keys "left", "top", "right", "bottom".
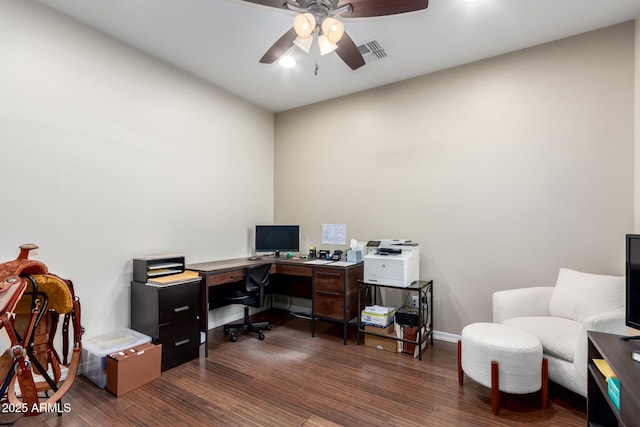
{"left": 34, "top": 0, "right": 640, "bottom": 113}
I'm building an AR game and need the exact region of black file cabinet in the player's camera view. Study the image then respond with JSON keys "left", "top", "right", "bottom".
{"left": 131, "top": 280, "right": 200, "bottom": 371}
{"left": 130, "top": 256, "right": 201, "bottom": 371}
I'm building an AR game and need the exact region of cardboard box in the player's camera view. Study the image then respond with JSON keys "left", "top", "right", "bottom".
{"left": 82, "top": 328, "right": 151, "bottom": 388}
{"left": 364, "top": 324, "right": 395, "bottom": 335}
{"left": 106, "top": 343, "right": 161, "bottom": 396}
{"left": 364, "top": 331, "right": 398, "bottom": 352}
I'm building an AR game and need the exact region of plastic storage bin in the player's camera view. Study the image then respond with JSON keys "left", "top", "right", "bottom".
{"left": 82, "top": 328, "right": 151, "bottom": 388}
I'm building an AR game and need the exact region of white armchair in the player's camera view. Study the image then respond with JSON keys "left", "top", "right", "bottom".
{"left": 492, "top": 268, "right": 626, "bottom": 397}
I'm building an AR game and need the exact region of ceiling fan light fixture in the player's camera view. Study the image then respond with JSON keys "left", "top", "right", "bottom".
{"left": 293, "top": 13, "right": 316, "bottom": 39}
{"left": 318, "top": 34, "right": 338, "bottom": 56}
{"left": 321, "top": 18, "right": 344, "bottom": 44}
{"left": 293, "top": 35, "right": 313, "bottom": 53}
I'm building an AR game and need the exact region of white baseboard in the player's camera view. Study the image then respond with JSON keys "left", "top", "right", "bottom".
{"left": 433, "top": 330, "right": 460, "bottom": 343}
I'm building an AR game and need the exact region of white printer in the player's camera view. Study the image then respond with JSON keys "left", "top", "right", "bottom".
{"left": 364, "top": 240, "right": 420, "bottom": 287}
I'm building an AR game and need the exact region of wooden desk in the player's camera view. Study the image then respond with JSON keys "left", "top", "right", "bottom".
{"left": 187, "top": 257, "right": 364, "bottom": 357}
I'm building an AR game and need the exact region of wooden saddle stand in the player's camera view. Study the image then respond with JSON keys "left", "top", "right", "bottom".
{"left": 0, "top": 244, "right": 82, "bottom": 422}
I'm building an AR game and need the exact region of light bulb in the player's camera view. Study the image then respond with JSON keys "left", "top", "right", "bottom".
{"left": 294, "top": 13, "right": 316, "bottom": 39}
{"left": 321, "top": 18, "right": 344, "bottom": 44}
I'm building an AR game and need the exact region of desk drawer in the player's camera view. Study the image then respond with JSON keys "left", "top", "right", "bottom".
{"left": 314, "top": 268, "right": 344, "bottom": 293}
{"left": 208, "top": 270, "right": 245, "bottom": 286}
{"left": 314, "top": 289, "right": 343, "bottom": 319}
{"left": 275, "top": 264, "right": 312, "bottom": 277}
{"left": 158, "top": 281, "right": 200, "bottom": 324}
{"left": 314, "top": 268, "right": 344, "bottom": 320}
{"left": 159, "top": 318, "right": 200, "bottom": 365}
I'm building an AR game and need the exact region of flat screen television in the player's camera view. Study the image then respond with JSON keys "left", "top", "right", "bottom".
{"left": 255, "top": 225, "right": 300, "bottom": 254}
{"left": 625, "top": 234, "right": 640, "bottom": 330}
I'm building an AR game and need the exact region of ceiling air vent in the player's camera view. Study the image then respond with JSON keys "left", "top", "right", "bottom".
{"left": 357, "top": 40, "right": 387, "bottom": 63}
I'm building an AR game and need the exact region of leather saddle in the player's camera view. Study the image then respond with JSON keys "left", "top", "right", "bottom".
{"left": 0, "top": 244, "right": 83, "bottom": 419}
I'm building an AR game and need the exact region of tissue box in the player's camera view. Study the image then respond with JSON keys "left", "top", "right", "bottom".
{"left": 347, "top": 249, "right": 363, "bottom": 263}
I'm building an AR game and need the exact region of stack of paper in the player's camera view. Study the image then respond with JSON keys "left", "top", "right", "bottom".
{"left": 363, "top": 305, "right": 394, "bottom": 314}
{"left": 147, "top": 270, "right": 200, "bottom": 286}
{"left": 593, "top": 359, "right": 616, "bottom": 381}
{"left": 361, "top": 305, "right": 396, "bottom": 327}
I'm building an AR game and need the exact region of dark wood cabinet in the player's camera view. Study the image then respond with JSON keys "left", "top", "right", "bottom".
{"left": 313, "top": 266, "right": 360, "bottom": 321}
{"left": 312, "top": 264, "right": 363, "bottom": 344}
{"left": 587, "top": 331, "right": 640, "bottom": 427}
{"left": 131, "top": 256, "right": 201, "bottom": 371}
{"left": 313, "top": 268, "right": 345, "bottom": 319}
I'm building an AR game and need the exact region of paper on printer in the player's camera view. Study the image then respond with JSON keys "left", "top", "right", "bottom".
{"left": 364, "top": 240, "right": 419, "bottom": 287}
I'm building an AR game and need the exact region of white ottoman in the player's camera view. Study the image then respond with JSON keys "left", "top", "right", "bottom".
{"left": 457, "top": 322, "right": 548, "bottom": 415}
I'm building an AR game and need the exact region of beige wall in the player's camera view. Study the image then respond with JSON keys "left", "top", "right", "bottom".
{"left": 275, "top": 23, "right": 635, "bottom": 337}
{"left": 0, "top": 0, "right": 274, "bottom": 337}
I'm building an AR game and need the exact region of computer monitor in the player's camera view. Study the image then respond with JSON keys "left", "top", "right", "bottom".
{"left": 255, "top": 225, "right": 300, "bottom": 254}
{"left": 626, "top": 234, "right": 640, "bottom": 330}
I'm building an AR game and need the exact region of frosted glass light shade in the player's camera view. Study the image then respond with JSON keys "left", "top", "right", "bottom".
{"left": 321, "top": 18, "right": 344, "bottom": 44}
{"left": 293, "top": 35, "right": 313, "bottom": 53}
{"left": 318, "top": 35, "right": 338, "bottom": 55}
{"left": 294, "top": 13, "right": 316, "bottom": 39}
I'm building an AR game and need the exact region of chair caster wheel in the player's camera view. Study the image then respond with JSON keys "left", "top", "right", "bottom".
{"left": 265, "top": 325, "right": 272, "bottom": 331}
{"left": 258, "top": 332, "right": 265, "bottom": 340}
{"left": 230, "top": 335, "right": 238, "bottom": 342}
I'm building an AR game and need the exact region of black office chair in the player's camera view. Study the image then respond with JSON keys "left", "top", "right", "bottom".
{"left": 222, "top": 263, "right": 272, "bottom": 342}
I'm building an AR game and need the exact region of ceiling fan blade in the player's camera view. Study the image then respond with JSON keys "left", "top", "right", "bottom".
{"left": 259, "top": 27, "right": 298, "bottom": 64}
{"left": 336, "top": 0, "right": 429, "bottom": 18}
{"left": 335, "top": 32, "right": 365, "bottom": 70}
{"left": 240, "top": 0, "right": 289, "bottom": 10}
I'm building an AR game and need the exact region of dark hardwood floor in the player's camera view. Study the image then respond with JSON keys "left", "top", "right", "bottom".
{"left": 7, "top": 311, "right": 587, "bottom": 426}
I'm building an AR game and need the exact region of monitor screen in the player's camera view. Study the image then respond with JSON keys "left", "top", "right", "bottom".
{"left": 626, "top": 234, "right": 640, "bottom": 330}
{"left": 255, "top": 225, "right": 300, "bottom": 253}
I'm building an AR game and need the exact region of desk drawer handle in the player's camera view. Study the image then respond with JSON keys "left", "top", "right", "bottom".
{"left": 174, "top": 339, "right": 190, "bottom": 347}
{"left": 316, "top": 272, "right": 341, "bottom": 278}
{"left": 316, "top": 290, "right": 340, "bottom": 296}
{"left": 174, "top": 305, "right": 189, "bottom": 313}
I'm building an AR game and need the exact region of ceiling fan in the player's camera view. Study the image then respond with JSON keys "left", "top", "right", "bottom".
{"left": 241, "top": 0, "right": 430, "bottom": 70}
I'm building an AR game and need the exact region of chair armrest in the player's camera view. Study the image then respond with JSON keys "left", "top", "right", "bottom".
{"left": 573, "top": 309, "right": 625, "bottom": 391}
{"left": 492, "top": 286, "right": 554, "bottom": 323}
{"left": 581, "top": 309, "right": 626, "bottom": 335}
